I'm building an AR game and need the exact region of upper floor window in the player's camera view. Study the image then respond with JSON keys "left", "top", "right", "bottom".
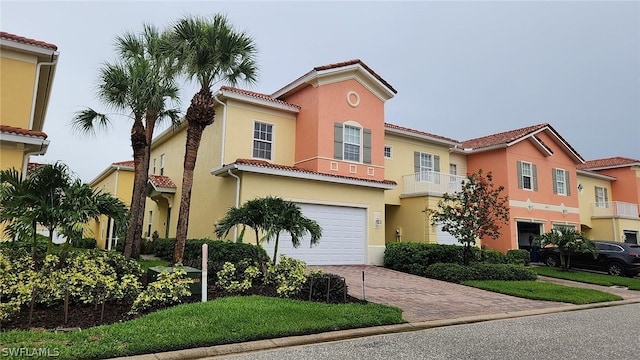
{"left": 253, "top": 121, "right": 273, "bottom": 160}
{"left": 595, "top": 186, "right": 609, "bottom": 208}
{"left": 384, "top": 145, "right": 392, "bottom": 159}
{"left": 517, "top": 161, "right": 537, "bottom": 191}
{"left": 152, "top": 158, "right": 157, "bottom": 174}
{"left": 343, "top": 125, "right": 361, "bottom": 162}
{"left": 553, "top": 168, "right": 570, "bottom": 196}
{"left": 413, "top": 152, "right": 440, "bottom": 183}
{"left": 333, "top": 122, "right": 371, "bottom": 164}
{"left": 160, "top": 154, "right": 165, "bottom": 175}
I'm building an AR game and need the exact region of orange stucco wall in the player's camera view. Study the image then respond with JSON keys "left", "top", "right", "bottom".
{"left": 283, "top": 78, "right": 386, "bottom": 181}
{"left": 596, "top": 167, "right": 640, "bottom": 205}
{"left": 466, "top": 131, "right": 581, "bottom": 252}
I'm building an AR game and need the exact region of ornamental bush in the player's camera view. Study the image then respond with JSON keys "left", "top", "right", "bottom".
{"left": 301, "top": 272, "right": 348, "bottom": 303}
{"left": 130, "top": 267, "right": 193, "bottom": 314}
{"left": 0, "top": 250, "right": 35, "bottom": 321}
{"left": 216, "top": 260, "right": 261, "bottom": 293}
{"left": 265, "top": 256, "right": 307, "bottom": 298}
{"left": 424, "top": 262, "right": 537, "bottom": 283}
{"left": 479, "top": 249, "right": 507, "bottom": 264}
{"left": 384, "top": 242, "right": 481, "bottom": 275}
{"left": 506, "top": 249, "right": 531, "bottom": 266}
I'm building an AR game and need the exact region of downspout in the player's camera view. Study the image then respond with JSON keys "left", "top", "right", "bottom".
{"left": 227, "top": 169, "right": 240, "bottom": 240}
{"left": 28, "top": 58, "right": 58, "bottom": 130}
{"left": 21, "top": 140, "right": 49, "bottom": 177}
{"left": 213, "top": 95, "right": 227, "bottom": 166}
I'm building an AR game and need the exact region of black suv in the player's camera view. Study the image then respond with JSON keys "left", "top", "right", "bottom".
{"left": 539, "top": 240, "right": 640, "bottom": 277}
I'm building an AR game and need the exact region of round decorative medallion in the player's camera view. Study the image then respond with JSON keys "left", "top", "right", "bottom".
{"left": 346, "top": 91, "right": 360, "bottom": 107}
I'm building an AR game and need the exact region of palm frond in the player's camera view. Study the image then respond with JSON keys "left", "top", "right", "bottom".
{"left": 70, "top": 108, "right": 111, "bottom": 135}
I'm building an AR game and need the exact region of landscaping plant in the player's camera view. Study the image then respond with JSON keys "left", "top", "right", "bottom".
{"left": 534, "top": 227, "right": 595, "bottom": 271}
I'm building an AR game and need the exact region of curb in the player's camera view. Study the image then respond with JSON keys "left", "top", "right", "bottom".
{"left": 112, "top": 298, "right": 640, "bottom": 360}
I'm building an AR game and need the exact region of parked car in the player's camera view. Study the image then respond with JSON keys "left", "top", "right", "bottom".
{"left": 539, "top": 240, "right": 640, "bottom": 277}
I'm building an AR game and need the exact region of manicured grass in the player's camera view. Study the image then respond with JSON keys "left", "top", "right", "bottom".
{"left": 531, "top": 266, "right": 640, "bottom": 290}
{"left": 137, "top": 258, "right": 170, "bottom": 271}
{"left": 0, "top": 296, "right": 403, "bottom": 360}
{"left": 463, "top": 280, "right": 622, "bottom": 304}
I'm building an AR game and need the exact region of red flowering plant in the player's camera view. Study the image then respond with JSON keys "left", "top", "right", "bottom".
{"left": 427, "top": 170, "right": 510, "bottom": 265}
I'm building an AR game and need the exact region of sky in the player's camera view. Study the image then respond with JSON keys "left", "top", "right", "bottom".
{"left": 2, "top": 0, "right": 639, "bottom": 182}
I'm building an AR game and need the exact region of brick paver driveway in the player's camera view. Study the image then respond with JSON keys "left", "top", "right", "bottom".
{"left": 317, "top": 265, "right": 569, "bottom": 323}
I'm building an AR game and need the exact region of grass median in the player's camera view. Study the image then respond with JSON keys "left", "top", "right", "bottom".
{"left": 463, "top": 280, "right": 622, "bottom": 304}
{"left": 531, "top": 266, "right": 640, "bottom": 290}
{"left": 0, "top": 295, "right": 403, "bottom": 360}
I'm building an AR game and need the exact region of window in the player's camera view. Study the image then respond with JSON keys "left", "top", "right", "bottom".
{"left": 152, "top": 158, "right": 157, "bottom": 174}
{"left": 384, "top": 146, "right": 392, "bottom": 159}
{"left": 333, "top": 122, "right": 371, "bottom": 164}
{"left": 449, "top": 163, "right": 458, "bottom": 190}
{"left": 146, "top": 211, "right": 152, "bottom": 238}
{"left": 343, "top": 125, "right": 361, "bottom": 162}
{"left": 517, "top": 161, "right": 537, "bottom": 191}
{"left": 160, "top": 154, "right": 165, "bottom": 175}
{"left": 252, "top": 122, "right": 273, "bottom": 160}
{"left": 595, "top": 186, "right": 609, "bottom": 208}
{"left": 413, "top": 151, "right": 440, "bottom": 183}
{"left": 554, "top": 168, "right": 566, "bottom": 195}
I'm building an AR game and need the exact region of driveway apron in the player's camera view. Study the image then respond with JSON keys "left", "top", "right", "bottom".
{"left": 317, "top": 265, "right": 569, "bottom": 323}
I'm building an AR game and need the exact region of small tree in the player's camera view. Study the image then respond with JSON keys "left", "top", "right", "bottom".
{"left": 534, "top": 227, "right": 595, "bottom": 271}
{"left": 429, "top": 170, "right": 510, "bottom": 265}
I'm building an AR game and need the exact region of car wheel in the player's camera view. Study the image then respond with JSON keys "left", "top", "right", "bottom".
{"left": 543, "top": 254, "right": 560, "bottom": 267}
{"left": 606, "top": 262, "right": 626, "bottom": 276}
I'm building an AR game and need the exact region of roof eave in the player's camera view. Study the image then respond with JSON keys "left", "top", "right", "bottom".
{"left": 219, "top": 89, "right": 300, "bottom": 113}
{"left": 576, "top": 169, "right": 617, "bottom": 181}
{"left": 385, "top": 127, "right": 460, "bottom": 147}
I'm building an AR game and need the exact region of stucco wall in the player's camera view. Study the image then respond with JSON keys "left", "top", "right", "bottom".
{"left": 1, "top": 51, "right": 38, "bottom": 130}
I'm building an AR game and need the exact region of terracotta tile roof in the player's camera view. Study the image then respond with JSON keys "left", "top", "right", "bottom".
{"left": 0, "top": 125, "right": 47, "bottom": 139}
{"left": 148, "top": 175, "right": 177, "bottom": 189}
{"left": 149, "top": 175, "right": 177, "bottom": 189}
{"left": 27, "top": 162, "right": 44, "bottom": 175}
{"left": 220, "top": 86, "right": 300, "bottom": 109}
{"left": 460, "top": 123, "right": 549, "bottom": 150}
{"left": 384, "top": 123, "right": 459, "bottom": 144}
{"left": 234, "top": 159, "right": 397, "bottom": 185}
{"left": 314, "top": 59, "right": 398, "bottom": 94}
{"left": 0, "top": 31, "right": 57, "bottom": 50}
{"left": 577, "top": 157, "right": 640, "bottom": 170}
{"left": 112, "top": 160, "right": 135, "bottom": 168}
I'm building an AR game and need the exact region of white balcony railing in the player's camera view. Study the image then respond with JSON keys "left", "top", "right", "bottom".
{"left": 402, "top": 171, "right": 466, "bottom": 196}
{"left": 591, "top": 201, "right": 639, "bottom": 218}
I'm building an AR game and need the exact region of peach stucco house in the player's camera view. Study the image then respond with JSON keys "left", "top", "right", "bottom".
{"left": 90, "top": 59, "right": 640, "bottom": 264}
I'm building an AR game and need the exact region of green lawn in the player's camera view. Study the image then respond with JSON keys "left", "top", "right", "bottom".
{"left": 463, "top": 280, "right": 622, "bottom": 304}
{"left": 531, "top": 266, "right": 640, "bottom": 290}
{"left": 0, "top": 296, "right": 403, "bottom": 360}
{"left": 137, "top": 258, "right": 170, "bottom": 271}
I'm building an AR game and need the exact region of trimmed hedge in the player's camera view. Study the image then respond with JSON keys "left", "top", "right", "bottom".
{"left": 479, "top": 249, "right": 507, "bottom": 264}
{"left": 424, "top": 262, "right": 537, "bottom": 283}
{"left": 507, "top": 249, "right": 531, "bottom": 266}
{"left": 153, "top": 238, "right": 269, "bottom": 282}
{"left": 384, "top": 242, "right": 481, "bottom": 275}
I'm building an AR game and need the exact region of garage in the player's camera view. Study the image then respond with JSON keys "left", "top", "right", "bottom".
{"left": 262, "top": 203, "right": 367, "bottom": 265}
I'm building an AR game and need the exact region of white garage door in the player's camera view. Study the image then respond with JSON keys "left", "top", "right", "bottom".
{"left": 437, "top": 224, "right": 459, "bottom": 245}
{"left": 262, "top": 203, "right": 366, "bottom": 265}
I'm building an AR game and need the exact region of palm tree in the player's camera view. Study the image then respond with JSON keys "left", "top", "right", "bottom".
{"left": 215, "top": 198, "right": 266, "bottom": 244}
{"left": 0, "top": 168, "right": 40, "bottom": 258}
{"left": 167, "top": 14, "right": 258, "bottom": 263}
{"left": 72, "top": 24, "right": 180, "bottom": 259}
{"left": 534, "top": 227, "right": 596, "bottom": 271}
{"left": 262, "top": 197, "right": 322, "bottom": 265}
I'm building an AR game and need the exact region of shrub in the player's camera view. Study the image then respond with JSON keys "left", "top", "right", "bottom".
{"left": 265, "top": 256, "right": 307, "bottom": 298}
{"left": 153, "top": 238, "right": 269, "bottom": 283}
{"left": 130, "top": 267, "right": 193, "bottom": 314}
{"left": 507, "top": 249, "right": 531, "bottom": 266}
{"left": 301, "top": 272, "right": 348, "bottom": 303}
{"left": 384, "top": 242, "right": 481, "bottom": 275}
{"left": 0, "top": 235, "right": 48, "bottom": 262}
{"left": 480, "top": 249, "right": 507, "bottom": 264}
{"left": 73, "top": 237, "right": 97, "bottom": 249}
{"left": 140, "top": 238, "right": 155, "bottom": 255}
{"left": 0, "top": 250, "right": 35, "bottom": 321}
{"left": 216, "top": 260, "right": 261, "bottom": 293}
{"left": 424, "top": 262, "right": 537, "bottom": 283}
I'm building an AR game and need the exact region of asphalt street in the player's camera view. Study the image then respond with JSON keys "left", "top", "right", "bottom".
{"left": 212, "top": 303, "right": 640, "bottom": 360}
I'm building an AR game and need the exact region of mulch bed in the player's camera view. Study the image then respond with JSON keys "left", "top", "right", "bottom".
{"left": 1, "top": 284, "right": 363, "bottom": 332}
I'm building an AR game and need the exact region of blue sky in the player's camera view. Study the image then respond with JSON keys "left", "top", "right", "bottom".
{"left": 2, "top": 1, "right": 639, "bottom": 181}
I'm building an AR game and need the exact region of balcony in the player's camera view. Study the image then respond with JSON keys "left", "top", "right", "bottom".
{"left": 402, "top": 171, "right": 466, "bottom": 197}
{"left": 591, "top": 201, "right": 639, "bottom": 219}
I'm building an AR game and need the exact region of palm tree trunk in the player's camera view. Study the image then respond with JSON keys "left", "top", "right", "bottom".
{"left": 272, "top": 233, "right": 280, "bottom": 265}
{"left": 124, "top": 120, "right": 147, "bottom": 259}
{"left": 174, "top": 122, "right": 206, "bottom": 264}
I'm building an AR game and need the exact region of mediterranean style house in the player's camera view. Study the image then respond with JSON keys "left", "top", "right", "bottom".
{"left": 0, "top": 32, "right": 58, "bottom": 177}
{"left": 89, "top": 59, "right": 640, "bottom": 265}
{"left": 0, "top": 31, "right": 59, "bottom": 241}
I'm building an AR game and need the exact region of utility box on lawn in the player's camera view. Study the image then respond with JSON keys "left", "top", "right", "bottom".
{"left": 147, "top": 266, "right": 202, "bottom": 295}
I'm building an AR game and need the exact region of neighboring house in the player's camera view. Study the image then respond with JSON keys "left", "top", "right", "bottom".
{"left": 87, "top": 160, "right": 135, "bottom": 249}
{"left": 458, "top": 124, "right": 584, "bottom": 253}
{"left": 577, "top": 157, "right": 640, "bottom": 243}
{"left": 92, "top": 58, "right": 640, "bottom": 264}
{"left": 0, "top": 32, "right": 58, "bottom": 241}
